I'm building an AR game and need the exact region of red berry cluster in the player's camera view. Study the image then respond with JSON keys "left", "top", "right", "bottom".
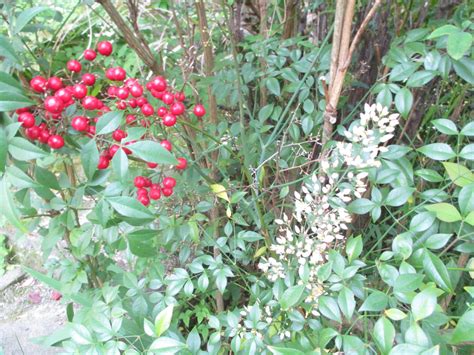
{"left": 16, "top": 40, "right": 202, "bottom": 205}
{"left": 134, "top": 175, "right": 177, "bottom": 205}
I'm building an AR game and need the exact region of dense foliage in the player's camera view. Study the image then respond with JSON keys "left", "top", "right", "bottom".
{"left": 0, "top": 0, "right": 473, "bottom": 354}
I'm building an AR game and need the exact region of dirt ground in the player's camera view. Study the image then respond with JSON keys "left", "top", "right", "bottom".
{"left": 0, "top": 272, "right": 65, "bottom": 354}
{"left": 0, "top": 227, "right": 65, "bottom": 355}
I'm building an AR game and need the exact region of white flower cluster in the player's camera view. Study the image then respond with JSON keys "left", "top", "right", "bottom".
{"left": 259, "top": 104, "right": 399, "bottom": 307}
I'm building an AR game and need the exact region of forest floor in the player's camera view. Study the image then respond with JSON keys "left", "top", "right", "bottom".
{"left": 0, "top": 228, "right": 64, "bottom": 355}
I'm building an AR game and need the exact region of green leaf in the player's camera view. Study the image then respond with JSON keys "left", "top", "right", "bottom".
{"left": 127, "top": 230, "right": 157, "bottom": 257}
{"left": 359, "top": 290, "right": 388, "bottom": 312}
{"left": 303, "top": 99, "right": 314, "bottom": 114}
{"left": 374, "top": 317, "right": 395, "bottom": 354}
{"left": 0, "top": 35, "right": 21, "bottom": 64}
{"left": 459, "top": 184, "right": 474, "bottom": 215}
{"left": 258, "top": 104, "right": 273, "bottom": 121}
{"left": 461, "top": 121, "right": 474, "bottom": 136}
{"left": 385, "top": 187, "right": 415, "bottom": 207}
{"left": 0, "top": 126, "right": 7, "bottom": 172}
{"left": 96, "top": 111, "right": 123, "bottom": 135}
{"left": 266, "top": 77, "right": 281, "bottom": 96}
{"left": 319, "top": 296, "right": 342, "bottom": 323}
{"left": 107, "top": 196, "right": 155, "bottom": 225}
{"left": 338, "top": 287, "right": 356, "bottom": 320}
{"left": 411, "top": 288, "right": 438, "bottom": 321}
{"left": 377, "top": 86, "right": 392, "bottom": 108}
{"left": 447, "top": 31, "right": 472, "bottom": 60}
{"left": 81, "top": 140, "right": 99, "bottom": 180}
{"left": 127, "top": 140, "right": 178, "bottom": 165}
{"left": 149, "top": 337, "right": 186, "bottom": 353}
{"left": 427, "top": 24, "right": 459, "bottom": 39}
{"left": 423, "top": 250, "right": 453, "bottom": 292}
{"left": 0, "top": 177, "right": 27, "bottom": 232}
{"left": 280, "top": 284, "right": 305, "bottom": 310}
{"left": 442, "top": 162, "right": 474, "bottom": 187}
{"left": 425, "top": 203, "right": 462, "bottom": 223}
{"left": 384, "top": 308, "right": 407, "bottom": 321}
{"left": 418, "top": 143, "right": 456, "bottom": 161}
{"left": 8, "top": 137, "right": 48, "bottom": 161}
{"left": 14, "top": 6, "right": 52, "bottom": 34}
{"left": 348, "top": 198, "right": 375, "bottom": 214}
{"left": 112, "top": 147, "right": 128, "bottom": 182}
{"left": 453, "top": 57, "right": 474, "bottom": 84}
{"left": 465, "top": 211, "right": 474, "bottom": 226}
{"left": 394, "top": 88, "right": 413, "bottom": 118}
{"left": 7, "top": 166, "right": 38, "bottom": 188}
{"left": 406, "top": 70, "right": 436, "bottom": 87}
{"left": 268, "top": 346, "right": 305, "bottom": 355}
{"left": 415, "top": 169, "right": 443, "bottom": 182}
{"left": 0, "top": 91, "right": 35, "bottom": 112}
{"left": 460, "top": 144, "right": 474, "bottom": 160}
{"left": 432, "top": 119, "right": 458, "bottom": 135}
{"left": 346, "top": 235, "right": 362, "bottom": 263}
{"left": 451, "top": 310, "right": 474, "bottom": 344}
{"left": 155, "top": 304, "right": 174, "bottom": 337}
{"left": 0, "top": 72, "right": 23, "bottom": 93}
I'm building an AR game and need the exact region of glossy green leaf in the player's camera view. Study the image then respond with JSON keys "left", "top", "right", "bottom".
{"left": 443, "top": 162, "right": 474, "bottom": 187}
{"left": 155, "top": 304, "right": 174, "bottom": 337}
{"left": 266, "top": 77, "right": 281, "bottom": 96}
{"left": 447, "top": 31, "right": 472, "bottom": 60}
{"left": 0, "top": 35, "right": 21, "bottom": 64}
{"left": 108, "top": 196, "right": 155, "bottom": 224}
{"left": 112, "top": 147, "right": 128, "bottom": 182}
{"left": 394, "top": 87, "right": 413, "bottom": 118}
{"left": 81, "top": 140, "right": 99, "bottom": 180}
{"left": 280, "top": 284, "right": 305, "bottom": 310}
{"left": 451, "top": 310, "right": 474, "bottom": 344}
{"left": 319, "top": 296, "right": 342, "bottom": 323}
{"left": 0, "top": 177, "right": 27, "bottom": 232}
{"left": 359, "top": 291, "right": 388, "bottom": 312}
{"left": 14, "top": 6, "right": 52, "bottom": 34}
{"left": 0, "top": 91, "right": 35, "bottom": 112}
{"left": 418, "top": 143, "right": 456, "bottom": 161}
{"left": 374, "top": 317, "right": 395, "bottom": 354}
{"left": 423, "top": 250, "right": 453, "bottom": 292}
{"left": 96, "top": 111, "right": 123, "bottom": 135}
{"left": 127, "top": 140, "right": 178, "bottom": 165}
{"left": 425, "top": 203, "right": 462, "bottom": 223}
{"left": 432, "top": 119, "right": 458, "bottom": 135}
{"left": 338, "top": 287, "right": 356, "bottom": 320}
{"left": 127, "top": 230, "right": 157, "bottom": 257}
{"left": 411, "top": 288, "right": 437, "bottom": 321}
{"left": 8, "top": 137, "right": 48, "bottom": 161}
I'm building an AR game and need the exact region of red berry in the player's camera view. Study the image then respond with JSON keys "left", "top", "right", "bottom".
{"left": 112, "top": 67, "right": 126, "bottom": 81}
{"left": 157, "top": 106, "right": 168, "bottom": 117}
{"left": 134, "top": 176, "right": 146, "bottom": 188}
{"left": 176, "top": 157, "right": 187, "bottom": 170}
{"left": 84, "top": 49, "right": 97, "bottom": 61}
{"left": 160, "top": 140, "right": 172, "bottom": 151}
{"left": 162, "top": 187, "right": 173, "bottom": 197}
{"left": 106, "top": 68, "right": 116, "bottom": 81}
{"left": 71, "top": 116, "right": 89, "bottom": 131}
{"left": 55, "top": 88, "right": 73, "bottom": 103}
{"left": 97, "top": 156, "right": 110, "bottom": 169}
{"left": 82, "top": 73, "right": 96, "bottom": 86}
{"left": 136, "top": 97, "right": 148, "bottom": 107}
{"left": 138, "top": 194, "right": 150, "bottom": 206}
{"left": 82, "top": 96, "right": 99, "bottom": 110}
{"left": 72, "top": 84, "right": 88, "bottom": 99}
{"left": 112, "top": 129, "right": 127, "bottom": 142}
{"left": 137, "top": 188, "right": 148, "bottom": 197}
{"left": 116, "top": 101, "right": 127, "bottom": 110}
{"left": 147, "top": 162, "right": 158, "bottom": 168}
{"left": 30, "top": 76, "right": 47, "bottom": 93}
{"left": 97, "top": 41, "right": 113, "bottom": 56}
{"left": 170, "top": 102, "right": 185, "bottom": 116}
{"left": 107, "top": 86, "right": 118, "bottom": 97}
{"left": 109, "top": 144, "right": 120, "bottom": 156}
{"left": 44, "top": 96, "right": 64, "bottom": 114}
{"left": 151, "top": 76, "right": 167, "bottom": 91}
{"left": 47, "top": 76, "right": 63, "bottom": 91}
{"left": 67, "top": 59, "right": 82, "bottom": 73}
{"left": 87, "top": 125, "right": 96, "bottom": 137}
{"left": 162, "top": 176, "right": 176, "bottom": 188}
{"left": 38, "top": 129, "right": 50, "bottom": 144}
{"left": 130, "top": 85, "right": 143, "bottom": 97}
{"left": 51, "top": 291, "right": 62, "bottom": 301}
{"left": 16, "top": 107, "right": 30, "bottom": 114}
{"left": 175, "top": 92, "right": 185, "bottom": 102}
{"left": 161, "top": 92, "right": 174, "bottom": 105}
{"left": 149, "top": 188, "right": 161, "bottom": 200}
{"left": 162, "top": 113, "right": 177, "bottom": 127}
{"left": 25, "top": 126, "right": 41, "bottom": 140}
{"left": 193, "top": 104, "right": 206, "bottom": 117}
{"left": 18, "top": 112, "right": 35, "bottom": 128}
{"left": 47, "top": 135, "right": 64, "bottom": 149}
{"left": 116, "top": 87, "right": 129, "bottom": 100}
{"left": 141, "top": 103, "right": 154, "bottom": 116}
{"left": 126, "top": 114, "right": 136, "bottom": 125}
{"left": 151, "top": 90, "right": 163, "bottom": 99}
{"left": 128, "top": 99, "right": 137, "bottom": 108}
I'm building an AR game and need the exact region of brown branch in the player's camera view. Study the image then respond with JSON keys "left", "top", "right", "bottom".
{"left": 96, "top": 0, "right": 162, "bottom": 74}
